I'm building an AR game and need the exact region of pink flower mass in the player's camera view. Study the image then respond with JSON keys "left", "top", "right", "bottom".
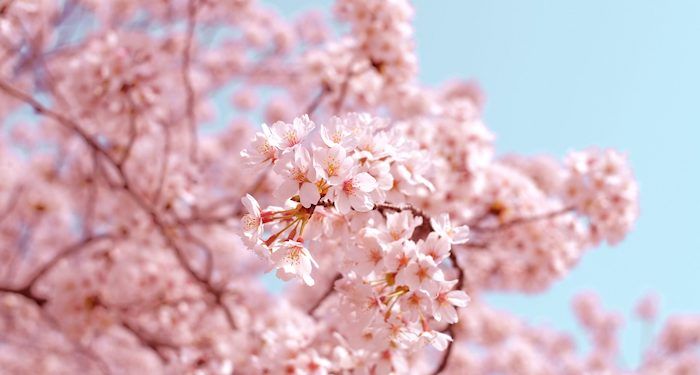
{"left": 0, "top": 0, "right": 695, "bottom": 374}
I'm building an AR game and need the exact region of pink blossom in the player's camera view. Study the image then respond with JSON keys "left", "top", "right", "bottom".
{"left": 418, "top": 232, "right": 451, "bottom": 263}
{"left": 240, "top": 124, "right": 278, "bottom": 168}
{"left": 418, "top": 329, "right": 453, "bottom": 351}
{"left": 270, "top": 240, "right": 319, "bottom": 286}
{"left": 399, "top": 289, "right": 433, "bottom": 321}
{"left": 313, "top": 145, "right": 353, "bottom": 186}
{"left": 430, "top": 213, "right": 470, "bottom": 244}
{"left": 240, "top": 194, "right": 263, "bottom": 241}
{"left": 268, "top": 115, "right": 315, "bottom": 150}
{"left": 273, "top": 147, "right": 320, "bottom": 207}
{"left": 329, "top": 170, "right": 378, "bottom": 214}
{"left": 395, "top": 254, "right": 443, "bottom": 296}
{"left": 433, "top": 284, "right": 470, "bottom": 323}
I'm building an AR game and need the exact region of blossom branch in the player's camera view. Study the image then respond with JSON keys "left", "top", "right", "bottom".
{"left": 470, "top": 206, "right": 575, "bottom": 233}
{"left": 374, "top": 202, "right": 432, "bottom": 240}
{"left": 0, "top": 287, "right": 111, "bottom": 374}
{"left": 431, "top": 252, "right": 465, "bottom": 375}
{"left": 22, "top": 233, "right": 114, "bottom": 292}
{"left": 0, "top": 80, "right": 237, "bottom": 330}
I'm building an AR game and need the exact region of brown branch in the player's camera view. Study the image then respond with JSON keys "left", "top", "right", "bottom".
{"left": 22, "top": 234, "right": 113, "bottom": 291}
{"left": 152, "top": 120, "right": 172, "bottom": 205}
{"left": 304, "top": 83, "right": 330, "bottom": 117}
{"left": 178, "top": 225, "right": 214, "bottom": 283}
{"left": 333, "top": 63, "right": 354, "bottom": 114}
{"left": 431, "top": 252, "right": 465, "bottom": 375}
{"left": 117, "top": 100, "right": 138, "bottom": 167}
{"left": 307, "top": 273, "right": 341, "bottom": 316}
{"left": 0, "top": 80, "right": 121, "bottom": 168}
{"left": 374, "top": 202, "right": 432, "bottom": 241}
{"left": 0, "top": 286, "right": 46, "bottom": 306}
{"left": 470, "top": 206, "right": 575, "bottom": 233}
{"left": 182, "top": 0, "right": 199, "bottom": 162}
{"left": 0, "top": 80, "right": 237, "bottom": 330}
{"left": 120, "top": 321, "right": 176, "bottom": 363}
{"left": 83, "top": 150, "right": 100, "bottom": 237}
{"left": 374, "top": 202, "right": 429, "bottom": 222}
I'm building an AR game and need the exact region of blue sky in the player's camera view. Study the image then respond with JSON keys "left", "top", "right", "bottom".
{"left": 265, "top": 0, "right": 700, "bottom": 365}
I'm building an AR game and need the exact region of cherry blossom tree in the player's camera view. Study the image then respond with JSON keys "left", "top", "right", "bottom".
{"left": 0, "top": 0, "right": 696, "bottom": 374}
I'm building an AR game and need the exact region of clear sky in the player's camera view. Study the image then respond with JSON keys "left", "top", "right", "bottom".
{"left": 264, "top": 0, "right": 700, "bottom": 365}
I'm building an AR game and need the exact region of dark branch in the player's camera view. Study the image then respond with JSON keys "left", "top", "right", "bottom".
{"left": 182, "top": 0, "right": 199, "bottom": 162}
{"left": 471, "top": 206, "right": 575, "bottom": 233}
{"left": 307, "top": 273, "right": 341, "bottom": 316}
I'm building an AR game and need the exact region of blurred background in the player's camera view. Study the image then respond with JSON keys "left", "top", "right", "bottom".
{"left": 262, "top": 0, "right": 700, "bottom": 365}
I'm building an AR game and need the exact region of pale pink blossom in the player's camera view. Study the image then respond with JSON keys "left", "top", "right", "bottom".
{"left": 273, "top": 147, "right": 320, "bottom": 207}
{"left": 418, "top": 329, "right": 453, "bottom": 351}
{"left": 240, "top": 125, "right": 278, "bottom": 168}
{"left": 313, "top": 145, "right": 353, "bottom": 186}
{"left": 418, "top": 232, "right": 451, "bottom": 263}
{"left": 395, "top": 254, "right": 443, "bottom": 296}
{"left": 430, "top": 213, "right": 470, "bottom": 244}
{"left": 329, "top": 170, "right": 378, "bottom": 214}
{"left": 240, "top": 194, "right": 263, "bottom": 241}
{"left": 268, "top": 115, "right": 315, "bottom": 150}
{"left": 433, "top": 284, "right": 470, "bottom": 323}
{"left": 270, "top": 240, "right": 319, "bottom": 286}
{"left": 399, "top": 289, "right": 433, "bottom": 321}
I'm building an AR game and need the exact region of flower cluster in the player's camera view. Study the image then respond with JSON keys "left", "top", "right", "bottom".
{"left": 329, "top": 211, "right": 469, "bottom": 370}
{"left": 303, "top": 0, "right": 417, "bottom": 111}
{"left": 565, "top": 148, "right": 639, "bottom": 245}
{"left": 0, "top": 0, "right": 680, "bottom": 373}
{"left": 334, "top": 0, "right": 417, "bottom": 86}
{"left": 239, "top": 113, "right": 433, "bottom": 286}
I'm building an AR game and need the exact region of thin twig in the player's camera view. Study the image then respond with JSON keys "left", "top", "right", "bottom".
{"left": 304, "top": 83, "right": 329, "bottom": 117}
{"left": 182, "top": 0, "right": 199, "bottom": 162}
{"left": 471, "top": 206, "right": 575, "bottom": 233}
{"left": 307, "top": 273, "right": 342, "bottom": 316}
{"left": 22, "top": 234, "right": 113, "bottom": 291}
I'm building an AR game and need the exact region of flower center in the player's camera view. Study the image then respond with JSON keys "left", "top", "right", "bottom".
{"left": 242, "top": 214, "right": 260, "bottom": 230}
{"left": 342, "top": 179, "right": 356, "bottom": 195}
{"left": 284, "top": 130, "right": 299, "bottom": 146}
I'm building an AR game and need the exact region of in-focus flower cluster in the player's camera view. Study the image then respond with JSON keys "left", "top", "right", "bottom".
{"left": 239, "top": 113, "right": 434, "bottom": 286}
{"left": 330, "top": 211, "right": 470, "bottom": 371}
